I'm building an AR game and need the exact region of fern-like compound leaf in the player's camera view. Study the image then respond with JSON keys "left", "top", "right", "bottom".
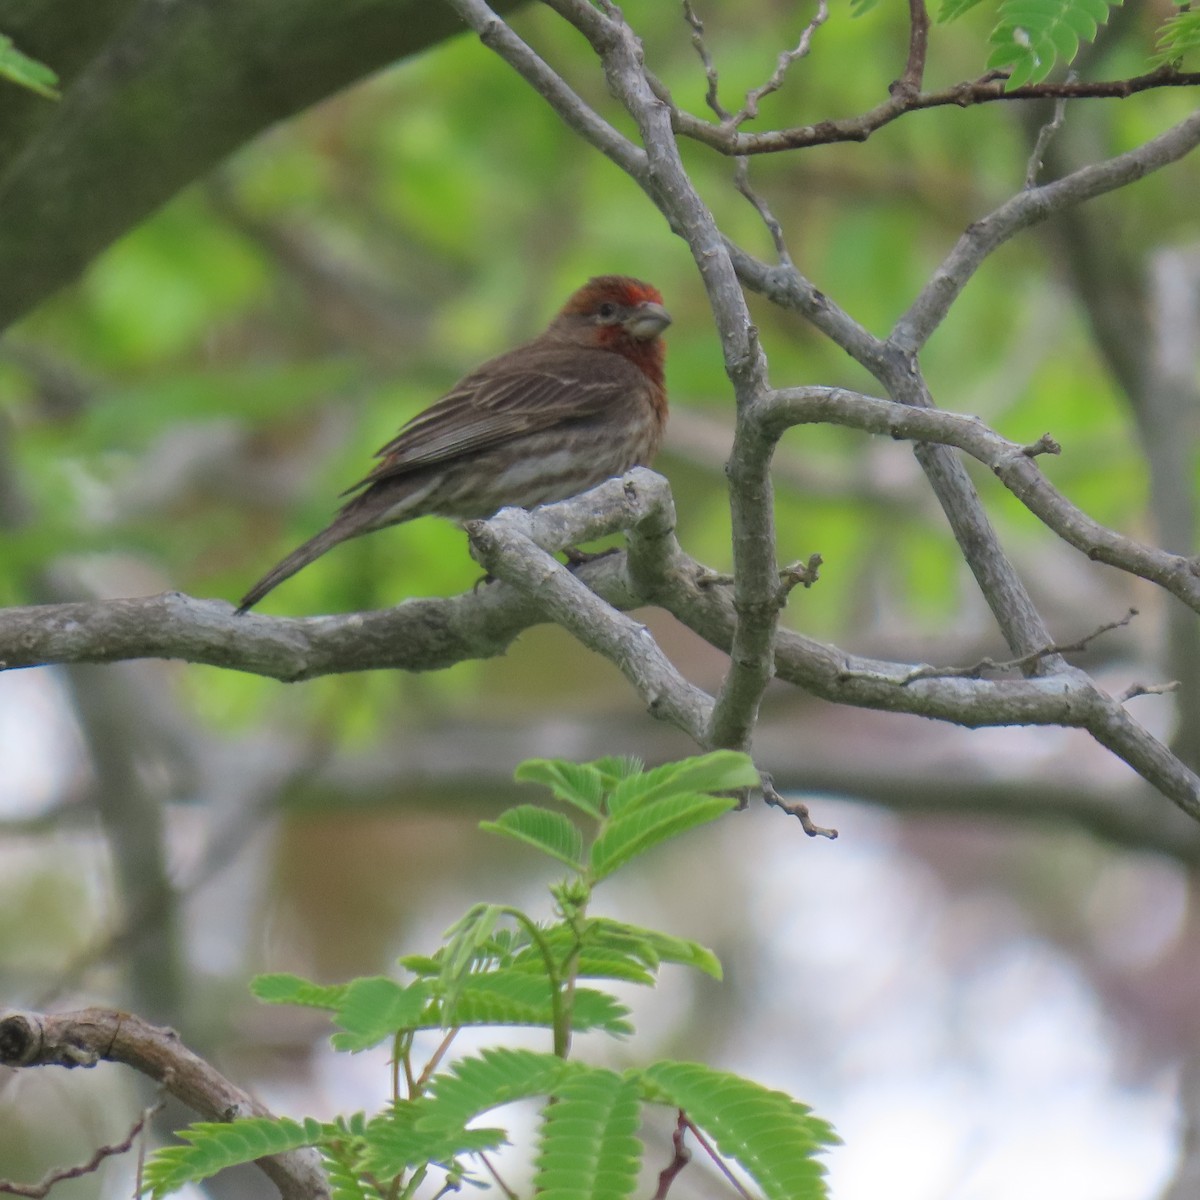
{"left": 590, "top": 794, "right": 735, "bottom": 881}
{"left": 988, "top": 0, "right": 1123, "bottom": 88}
{"left": 605, "top": 750, "right": 756, "bottom": 816}
{"left": 514, "top": 759, "right": 608, "bottom": 816}
{"left": 143, "top": 1116, "right": 325, "bottom": 1197}
{"left": 481, "top": 804, "right": 585, "bottom": 870}
{"left": 330, "top": 976, "right": 432, "bottom": 1051}
{"left": 1152, "top": 5, "right": 1200, "bottom": 66}
{"left": 639, "top": 1061, "right": 839, "bottom": 1200}
{"left": 417, "top": 1047, "right": 578, "bottom": 1133}
{"left": 251, "top": 972, "right": 349, "bottom": 1011}
{"left": 533, "top": 1067, "right": 642, "bottom": 1200}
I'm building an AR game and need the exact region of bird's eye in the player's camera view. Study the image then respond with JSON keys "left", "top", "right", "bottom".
{"left": 597, "top": 301, "right": 618, "bottom": 319}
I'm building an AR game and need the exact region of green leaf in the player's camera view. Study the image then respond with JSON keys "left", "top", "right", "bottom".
{"left": 331, "top": 976, "right": 431, "bottom": 1051}
{"left": 359, "top": 1104, "right": 505, "bottom": 1176}
{"left": 589, "top": 756, "right": 644, "bottom": 788}
{"left": 0, "top": 34, "right": 59, "bottom": 99}
{"left": 481, "top": 805, "right": 584, "bottom": 869}
{"left": 1152, "top": 7, "right": 1200, "bottom": 66}
{"left": 562, "top": 946, "right": 658, "bottom": 985}
{"left": 440, "top": 903, "right": 505, "bottom": 994}
{"left": 589, "top": 919, "right": 724, "bottom": 981}
{"left": 418, "top": 1048, "right": 578, "bottom": 1134}
{"left": 512, "top": 924, "right": 656, "bottom": 985}
{"left": 850, "top": 0, "right": 881, "bottom": 14}
{"left": 251, "top": 972, "right": 349, "bottom": 1011}
{"left": 517, "top": 918, "right": 723, "bottom": 983}
{"left": 988, "top": 0, "right": 1122, "bottom": 89}
{"left": 435, "top": 969, "right": 631, "bottom": 1036}
{"left": 396, "top": 954, "right": 442, "bottom": 977}
{"left": 439, "top": 968, "right": 558, "bottom": 1027}
{"left": 321, "top": 1144, "right": 386, "bottom": 1200}
{"left": 639, "top": 1063, "right": 838, "bottom": 1200}
{"left": 571, "top": 987, "right": 634, "bottom": 1037}
{"left": 606, "top": 751, "right": 757, "bottom": 816}
{"left": 514, "top": 759, "right": 608, "bottom": 816}
{"left": 533, "top": 1068, "right": 642, "bottom": 1200}
{"left": 590, "top": 794, "right": 736, "bottom": 882}
{"left": 143, "top": 1117, "right": 325, "bottom": 1196}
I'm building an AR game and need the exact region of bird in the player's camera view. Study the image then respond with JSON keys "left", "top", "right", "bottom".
{"left": 236, "top": 275, "right": 671, "bottom": 613}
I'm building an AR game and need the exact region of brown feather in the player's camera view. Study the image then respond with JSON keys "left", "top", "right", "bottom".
{"left": 237, "top": 275, "right": 669, "bottom": 613}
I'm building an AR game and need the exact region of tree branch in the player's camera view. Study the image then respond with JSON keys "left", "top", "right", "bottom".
{"left": 0, "top": 0, "right": 526, "bottom": 333}
{"left": 764, "top": 386, "right": 1200, "bottom": 613}
{"left": 3, "top": 470, "right": 1198, "bottom": 813}
{"left": 727, "top": 111, "right": 1200, "bottom": 664}
{"left": 562, "top": 0, "right": 786, "bottom": 752}
{"left": 900, "top": 0, "right": 930, "bottom": 93}
{"left": 667, "top": 65, "right": 1200, "bottom": 156}
{"left": 465, "top": 497, "right": 713, "bottom": 743}
{"left": 893, "top": 107, "right": 1200, "bottom": 354}
{"left": 0, "top": 1009, "right": 330, "bottom": 1200}
{"left": 0, "top": 1093, "right": 165, "bottom": 1199}
{"left": 445, "top": 0, "right": 646, "bottom": 179}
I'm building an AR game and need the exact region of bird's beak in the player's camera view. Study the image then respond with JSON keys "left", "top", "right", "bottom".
{"left": 623, "top": 301, "right": 672, "bottom": 341}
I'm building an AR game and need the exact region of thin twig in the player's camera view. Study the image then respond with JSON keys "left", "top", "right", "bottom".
{"left": 671, "top": 65, "right": 1200, "bottom": 156}
{"left": 760, "top": 772, "right": 838, "bottom": 839}
{"left": 730, "top": 0, "right": 830, "bottom": 128}
{"left": 652, "top": 1111, "right": 692, "bottom": 1199}
{"left": 779, "top": 554, "right": 823, "bottom": 599}
{"left": 680, "top": 2, "right": 731, "bottom": 120}
{"left": 899, "top": 0, "right": 930, "bottom": 92}
{"left": 1119, "top": 680, "right": 1182, "bottom": 703}
{"left": 477, "top": 1152, "right": 519, "bottom": 1200}
{"left": 680, "top": 0, "right": 795, "bottom": 262}
{"left": 900, "top": 608, "right": 1139, "bottom": 684}
{"left": 414, "top": 1027, "right": 461, "bottom": 1093}
{"left": 732, "top": 158, "right": 793, "bottom": 265}
{"left": 1025, "top": 84, "right": 1071, "bottom": 188}
{"left": 0, "top": 1092, "right": 167, "bottom": 1199}
{"left": 682, "top": 1116, "right": 756, "bottom": 1200}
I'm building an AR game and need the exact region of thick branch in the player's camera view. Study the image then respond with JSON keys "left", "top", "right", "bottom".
{"left": 0, "top": 0, "right": 524, "bottom": 332}
{"left": 3, "top": 471, "right": 1198, "bottom": 813}
{"left": 466, "top": 494, "right": 714, "bottom": 743}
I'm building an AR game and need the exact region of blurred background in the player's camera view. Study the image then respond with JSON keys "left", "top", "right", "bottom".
{"left": 2, "top": 1, "right": 1200, "bottom": 1196}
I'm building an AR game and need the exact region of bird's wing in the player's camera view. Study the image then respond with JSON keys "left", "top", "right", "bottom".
{"left": 341, "top": 348, "right": 643, "bottom": 495}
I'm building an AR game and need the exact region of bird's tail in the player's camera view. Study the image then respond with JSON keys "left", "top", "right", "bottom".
{"left": 236, "top": 520, "right": 363, "bottom": 614}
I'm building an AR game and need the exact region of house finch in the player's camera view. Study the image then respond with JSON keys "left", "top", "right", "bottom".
{"left": 236, "top": 275, "right": 670, "bottom": 613}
